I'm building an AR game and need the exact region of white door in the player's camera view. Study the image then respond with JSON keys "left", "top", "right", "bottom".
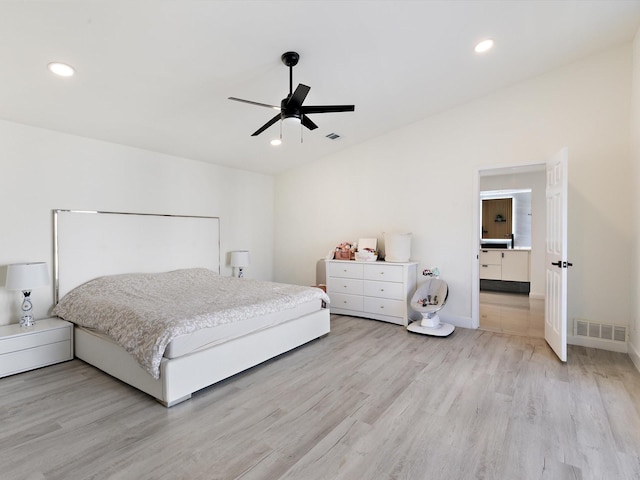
{"left": 545, "top": 147, "right": 570, "bottom": 361}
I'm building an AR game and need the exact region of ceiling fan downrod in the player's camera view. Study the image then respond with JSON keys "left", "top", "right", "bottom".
{"left": 281, "top": 51, "right": 299, "bottom": 96}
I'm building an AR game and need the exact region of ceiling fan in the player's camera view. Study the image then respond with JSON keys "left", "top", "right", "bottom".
{"left": 228, "top": 51, "right": 355, "bottom": 137}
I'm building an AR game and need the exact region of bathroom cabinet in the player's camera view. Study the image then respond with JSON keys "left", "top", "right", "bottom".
{"left": 326, "top": 260, "right": 417, "bottom": 326}
{"left": 479, "top": 249, "right": 530, "bottom": 282}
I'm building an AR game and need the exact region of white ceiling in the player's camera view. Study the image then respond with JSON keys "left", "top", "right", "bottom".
{"left": 1, "top": 1, "right": 639, "bottom": 175}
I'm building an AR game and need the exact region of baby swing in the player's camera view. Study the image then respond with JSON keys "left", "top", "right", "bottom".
{"left": 407, "top": 276, "right": 454, "bottom": 336}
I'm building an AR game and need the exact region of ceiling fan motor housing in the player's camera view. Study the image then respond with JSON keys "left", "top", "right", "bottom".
{"left": 281, "top": 97, "right": 301, "bottom": 121}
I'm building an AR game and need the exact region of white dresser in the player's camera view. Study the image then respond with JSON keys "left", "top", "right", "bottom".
{"left": 326, "top": 260, "right": 418, "bottom": 326}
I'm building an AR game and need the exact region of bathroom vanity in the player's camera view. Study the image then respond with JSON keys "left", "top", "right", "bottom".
{"left": 479, "top": 248, "right": 530, "bottom": 293}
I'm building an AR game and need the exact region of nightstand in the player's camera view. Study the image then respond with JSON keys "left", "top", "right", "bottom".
{"left": 0, "top": 318, "right": 73, "bottom": 378}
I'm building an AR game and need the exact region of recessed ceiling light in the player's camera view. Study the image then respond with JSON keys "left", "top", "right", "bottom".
{"left": 47, "top": 62, "right": 75, "bottom": 77}
{"left": 270, "top": 139, "right": 282, "bottom": 146}
{"left": 474, "top": 39, "right": 494, "bottom": 54}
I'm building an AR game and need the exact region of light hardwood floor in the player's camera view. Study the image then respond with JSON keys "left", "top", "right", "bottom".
{"left": 1, "top": 315, "right": 640, "bottom": 480}
{"left": 480, "top": 291, "right": 545, "bottom": 338}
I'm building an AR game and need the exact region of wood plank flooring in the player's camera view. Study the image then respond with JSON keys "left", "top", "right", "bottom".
{"left": 1, "top": 315, "right": 640, "bottom": 480}
{"left": 480, "top": 291, "right": 545, "bottom": 338}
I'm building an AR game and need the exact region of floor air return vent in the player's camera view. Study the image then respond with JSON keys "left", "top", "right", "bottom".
{"left": 574, "top": 320, "right": 627, "bottom": 343}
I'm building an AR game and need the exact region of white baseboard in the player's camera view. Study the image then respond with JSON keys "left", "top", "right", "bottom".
{"left": 441, "top": 313, "right": 474, "bottom": 329}
{"left": 628, "top": 340, "right": 640, "bottom": 374}
{"left": 568, "top": 335, "right": 628, "bottom": 353}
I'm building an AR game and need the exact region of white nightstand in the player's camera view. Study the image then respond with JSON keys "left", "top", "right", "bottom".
{"left": 0, "top": 318, "right": 73, "bottom": 378}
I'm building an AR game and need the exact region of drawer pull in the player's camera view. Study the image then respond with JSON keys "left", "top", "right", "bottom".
{"left": 380, "top": 289, "right": 384, "bottom": 292}
{"left": 379, "top": 272, "right": 384, "bottom": 275}
{"left": 380, "top": 306, "right": 384, "bottom": 309}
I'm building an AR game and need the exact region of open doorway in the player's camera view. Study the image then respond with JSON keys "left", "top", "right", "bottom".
{"left": 474, "top": 164, "right": 546, "bottom": 337}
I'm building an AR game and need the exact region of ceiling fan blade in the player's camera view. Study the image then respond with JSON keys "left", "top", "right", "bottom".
{"left": 251, "top": 113, "right": 281, "bottom": 136}
{"left": 301, "top": 105, "right": 355, "bottom": 114}
{"left": 301, "top": 115, "right": 318, "bottom": 131}
{"left": 288, "top": 84, "right": 311, "bottom": 107}
{"left": 228, "top": 97, "right": 280, "bottom": 110}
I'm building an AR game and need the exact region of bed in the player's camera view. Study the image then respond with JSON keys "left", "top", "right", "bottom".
{"left": 52, "top": 210, "right": 330, "bottom": 407}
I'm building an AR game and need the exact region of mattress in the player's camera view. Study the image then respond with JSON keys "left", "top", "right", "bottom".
{"left": 164, "top": 299, "right": 322, "bottom": 358}
{"left": 76, "top": 299, "right": 323, "bottom": 360}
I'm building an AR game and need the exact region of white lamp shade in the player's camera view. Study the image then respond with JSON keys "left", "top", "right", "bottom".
{"left": 230, "top": 251, "right": 250, "bottom": 268}
{"left": 6, "top": 262, "right": 50, "bottom": 291}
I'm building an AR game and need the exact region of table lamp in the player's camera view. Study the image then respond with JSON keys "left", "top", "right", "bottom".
{"left": 230, "top": 251, "right": 250, "bottom": 278}
{"left": 6, "top": 262, "right": 50, "bottom": 327}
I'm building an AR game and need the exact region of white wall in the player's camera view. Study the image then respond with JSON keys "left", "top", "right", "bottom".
{"left": 480, "top": 170, "right": 546, "bottom": 298}
{"left": 0, "top": 120, "right": 274, "bottom": 326}
{"left": 274, "top": 44, "right": 633, "bottom": 334}
{"left": 630, "top": 29, "right": 640, "bottom": 370}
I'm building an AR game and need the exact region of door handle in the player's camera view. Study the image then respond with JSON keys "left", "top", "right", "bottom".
{"left": 551, "top": 261, "right": 573, "bottom": 268}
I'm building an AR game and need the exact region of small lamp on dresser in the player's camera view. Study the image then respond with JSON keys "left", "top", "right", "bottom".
{"left": 5, "top": 262, "right": 50, "bottom": 327}
{"left": 230, "top": 250, "right": 250, "bottom": 278}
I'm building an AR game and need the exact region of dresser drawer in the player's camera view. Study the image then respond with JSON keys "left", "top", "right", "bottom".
{"left": 327, "top": 262, "right": 364, "bottom": 279}
{"left": 327, "top": 277, "right": 364, "bottom": 295}
{"left": 363, "top": 297, "right": 405, "bottom": 318}
{"left": 363, "top": 280, "right": 404, "bottom": 300}
{"left": 328, "top": 292, "right": 364, "bottom": 312}
{"left": 363, "top": 263, "right": 403, "bottom": 282}
{"left": 0, "top": 326, "right": 71, "bottom": 355}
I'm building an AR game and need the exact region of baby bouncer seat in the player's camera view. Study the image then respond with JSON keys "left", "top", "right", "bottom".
{"left": 407, "top": 277, "right": 454, "bottom": 336}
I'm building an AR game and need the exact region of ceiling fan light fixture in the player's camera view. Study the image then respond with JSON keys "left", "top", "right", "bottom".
{"left": 474, "top": 39, "right": 494, "bottom": 54}
{"left": 283, "top": 115, "right": 301, "bottom": 125}
{"left": 270, "top": 138, "right": 282, "bottom": 146}
{"left": 47, "top": 62, "right": 75, "bottom": 77}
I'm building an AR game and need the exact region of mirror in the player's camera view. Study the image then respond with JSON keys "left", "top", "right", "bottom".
{"left": 480, "top": 189, "right": 532, "bottom": 248}
{"left": 481, "top": 198, "right": 512, "bottom": 239}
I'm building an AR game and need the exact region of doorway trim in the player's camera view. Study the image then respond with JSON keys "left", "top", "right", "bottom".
{"left": 471, "top": 161, "right": 546, "bottom": 330}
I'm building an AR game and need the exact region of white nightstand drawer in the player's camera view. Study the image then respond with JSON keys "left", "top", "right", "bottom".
{"left": 363, "top": 297, "right": 404, "bottom": 318}
{"left": 363, "top": 263, "right": 403, "bottom": 282}
{"left": 327, "top": 262, "right": 364, "bottom": 279}
{"left": 328, "top": 292, "right": 364, "bottom": 312}
{"left": 0, "top": 318, "right": 73, "bottom": 378}
{"left": 0, "top": 341, "right": 72, "bottom": 377}
{"left": 0, "top": 326, "right": 71, "bottom": 355}
{"left": 363, "top": 280, "right": 404, "bottom": 300}
{"left": 327, "top": 277, "right": 363, "bottom": 295}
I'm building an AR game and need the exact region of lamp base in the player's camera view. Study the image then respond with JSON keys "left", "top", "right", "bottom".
{"left": 20, "top": 314, "right": 36, "bottom": 327}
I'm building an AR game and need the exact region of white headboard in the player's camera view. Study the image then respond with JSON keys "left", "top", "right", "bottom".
{"left": 53, "top": 210, "right": 220, "bottom": 302}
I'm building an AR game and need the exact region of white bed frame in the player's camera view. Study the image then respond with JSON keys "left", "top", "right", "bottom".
{"left": 53, "top": 210, "right": 330, "bottom": 407}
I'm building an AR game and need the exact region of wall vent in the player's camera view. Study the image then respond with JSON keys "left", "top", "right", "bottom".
{"left": 574, "top": 320, "right": 627, "bottom": 342}
{"left": 326, "top": 132, "right": 341, "bottom": 140}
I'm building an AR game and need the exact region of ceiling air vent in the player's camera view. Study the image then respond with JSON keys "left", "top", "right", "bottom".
{"left": 326, "top": 133, "right": 341, "bottom": 140}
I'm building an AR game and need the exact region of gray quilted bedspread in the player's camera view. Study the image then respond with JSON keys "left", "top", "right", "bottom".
{"left": 53, "top": 268, "right": 329, "bottom": 379}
